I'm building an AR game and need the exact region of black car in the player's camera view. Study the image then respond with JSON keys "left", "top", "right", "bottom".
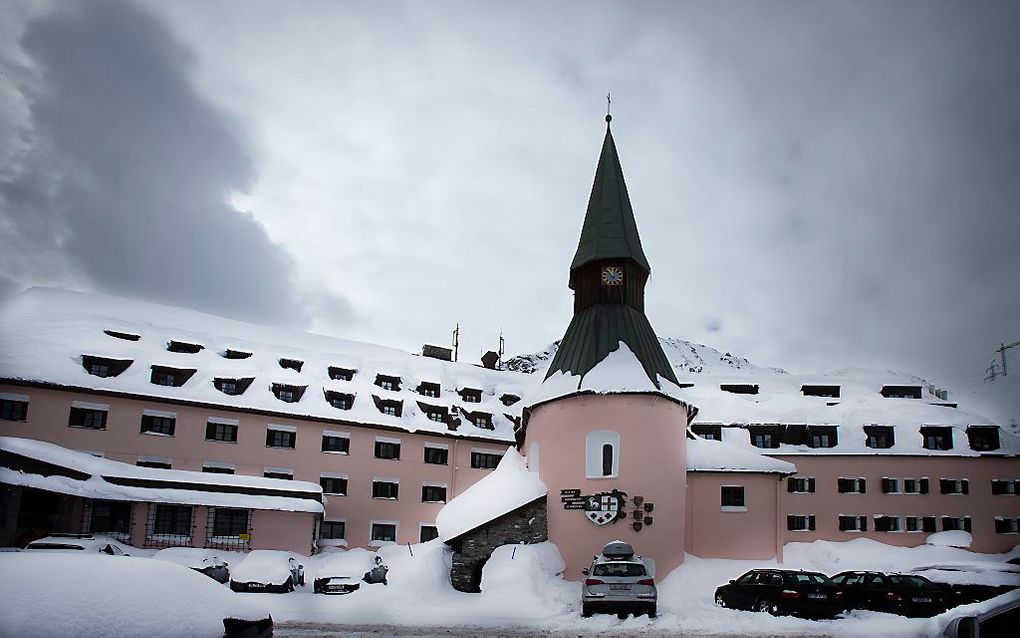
{"left": 830, "top": 571, "right": 947, "bottom": 617}
{"left": 714, "top": 569, "right": 843, "bottom": 618}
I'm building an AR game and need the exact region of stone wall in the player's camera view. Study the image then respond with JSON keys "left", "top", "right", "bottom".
{"left": 448, "top": 496, "right": 548, "bottom": 592}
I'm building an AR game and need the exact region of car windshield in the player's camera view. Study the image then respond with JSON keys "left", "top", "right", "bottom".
{"left": 593, "top": 562, "right": 646, "bottom": 577}
{"left": 889, "top": 575, "right": 929, "bottom": 588}
{"left": 785, "top": 573, "right": 828, "bottom": 585}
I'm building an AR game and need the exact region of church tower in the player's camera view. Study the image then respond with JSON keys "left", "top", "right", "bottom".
{"left": 523, "top": 116, "right": 692, "bottom": 580}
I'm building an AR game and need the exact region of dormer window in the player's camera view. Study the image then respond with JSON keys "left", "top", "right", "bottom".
{"left": 967, "top": 426, "right": 1000, "bottom": 451}
{"left": 459, "top": 388, "right": 482, "bottom": 403}
{"left": 324, "top": 391, "right": 354, "bottom": 410}
{"left": 500, "top": 393, "right": 521, "bottom": 407}
{"left": 150, "top": 366, "right": 196, "bottom": 388}
{"left": 881, "top": 385, "right": 922, "bottom": 399}
{"left": 375, "top": 375, "right": 401, "bottom": 392}
{"left": 328, "top": 367, "right": 355, "bottom": 381}
{"left": 748, "top": 425, "right": 780, "bottom": 448}
{"left": 279, "top": 358, "right": 304, "bottom": 372}
{"left": 374, "top": 396, "right": 402, "bottom": 417}
{"left": 469, "top": 412, "right": 493, "bottom": 430}
{"left": 81, "top": 355, "right": 132, "bottom": 378}
{"left": 272, "top": 383, "right": 306, "bottom": 403}
{"left": 104, "top": 329, "right": 140, "bottom": 341}
{"left": 721, "top": 384, "right": 758, "bottom": 395}
{"left": 692, "top": 424, "right": 722, "bottom": 441}
{"left": 865, "top": 425, "right": 895, "bottom": 449}
{"left": 213, "top": 377, "right": 254, "bottom": 396}
{"left": 167, "top": 340, "right": 203, "bottom": 354}
{"left": 221, "top": 349, "right": 252, "bottom": 360}
{"left": 921, "top": 426, "right": 953, "bottom": 450}
{"left": 417, "top": 382, "right": 441, "bottom": 398}
{"left": 418, "top": 403, "right": 448, "bottom": 423}
{"left": 806, "top": 425, "right": 837, "bottom": 448}
{"left": 802, "top": 385, "right": 840, "bottom": 398}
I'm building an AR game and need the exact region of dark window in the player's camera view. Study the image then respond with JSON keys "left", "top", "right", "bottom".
{"left": 923, "top": 516, "right": 937, "bottom": 533}
{"left": 166, "top": 340, "right": 203, "bottom": 354}
{"left": 471, "top": 452, "right": 501, "bottom": 469}
{"left": 424, "top": 446, "right": 448, "bottom": 465}
{"left": 371, "top": 523, "right": 396, "bottom": 543}
{"left": 749, "top": 427, "right": 779, "bottom": 449}
{"left": 212, "top": 509, "right": 249, "bottom": 537}
{"left": 994, "top": 518, "right": 1020, "bottom": 534}
{"left": 202, "top": 465, "right": 234, "bottom": 474}
{"left": 882, "top": 477, "right": 901, "bottom": 494}
{"left": 153, "top": 504, "right": 192, "bottom": 536}
{"left": 788, "top": 477, "right": 815, "bottom": 493}
{"left": 320, "top": 476, "right": 348, "bottom": 495}
{"left": 328, "top": 366, "right": 355, "bottom": 381}
{"left": 90, "top": 501, "right": 131, "bottom": 534}
{"left": 905, "top": 516, "right": 922, "bottom": 532}
{"left": 222, "top": 349, "right": 252, "bottom": 359}
{"left": 375, "top": 441, "right": 401, "bottom": 459}
{"left": 321, "top": 434, "right": 350, "bottom": 453}
{"left": 373, "top": 481, "right": 399, "bottom": 499}
{"left": 418, "top": 382, "right": 441, "bottom": 398}
{"left": 802, "top": 385, "right": 840, "bottom": 398}
{"left": 325, "top": 391, "right": 353, "bottom": 410}
{"left": 500, "top": 394, "right": 521, "bottom": 407}
{"left": 69, "top": 407, "right": 108, "bottom": 429}
{"left": 864, "top": 426, "right": 895, "bottom": 449}
{"left": 967, "top": 426, "right": 1000, "bottom": 451}
{"left": 472, "top": 413, "right": 493, "bottom": 429}
{"left": 875, "top": 516, "right": 900, "bottom": 532}
{"left": 266, "top": 429, "right": 296, "bottom": 448}
{"left": 837, "top": 477, "right": 866, "bottom": 493}
{"left": 419, "top": 525, "right": 439, "bottom": 542}
{"left": 903, "top": 478, "right": 929, "bottom": 494}
{"left": 807, "top": 426, "right": 837, "bottom": 448}
{"left": 263, "top": 469, "right": 293, "bottom": 480}
{"left": 921, "top": 426, "right": 953, "bottom": 450}
{"left": 787, "top": 515, "right": 816, "bottom": 531}
{"left": 941, "top": 516, "right": 972, "bottom": 532}
{"left": 279, "top": 358, "right": 304, "bottom": 372}
{"left": 601, "top": 443, "right": 614, "bottom": 476}
{"left": 939, "top": 478, "right": 969, "bottom": 495}
{"left": 140, "top": 414, "right": 175, "bottom": 436}
{"left": 214, "top": 377, "right": 253, "bottom": 396}
{"left": 81, "top": 355, "right": 132, "bottom": 378}
{"left": 721, "top": 486, "right": 745, "bottom": 508}
{"left": 691, "top": 424, "right": 722, "bottom": 440}
{"left": 272, "top": 384, "right": 305, "bottom": 403}
{"left": 0, "top": 399, "right": 28, "bottom": 421}
{"left": 426, "top": 410, "right": 445, "bottom": 423}
{"left": 838, "top": 515, "right": 868, "bottom": 532}
{"left": 422, "top": 485, "right": 447, "bottom": 502}
{"left": 320, "top": 520, "right": 346, "bottom": 540}
{"left": 137, "top": 459, "right": 171, "bottom": 469}
{"left": 149, "top": 366, "right": 196, "bottom": 388}
{"left": 205, "top": 421, "right": 238, "bottom": 442}
{"left": 991, "top": 479, "right": 1019, "bottom": 495}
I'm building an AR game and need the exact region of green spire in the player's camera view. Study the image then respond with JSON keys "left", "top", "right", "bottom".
{"left": 570, "top": 122, "right": 650, "bottom": 274}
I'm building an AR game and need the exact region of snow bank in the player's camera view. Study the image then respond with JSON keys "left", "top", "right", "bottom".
{"left": 479, "top": 542, "right": 572, "bottom": 615}
{"left": 153, "top": 547, "right": 240, "bottom": 570}
{"left": 0, "top": 553, "right": 267, "bottom": 637}
{"left": 926, "top": 530, "right": 973, "bottom": 548}
{"left": 436, "top": 449, "right": 547, "bottom": 542}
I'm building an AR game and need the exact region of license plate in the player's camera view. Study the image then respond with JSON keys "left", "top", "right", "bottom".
{"left": 914, "top": 598, "right": 932, "bottom": 603}
{"left": 807, "top": 593, "right": 827, "bottom": 599}
{"left": 609, "top": 584, "right": 632, "bottom": 591}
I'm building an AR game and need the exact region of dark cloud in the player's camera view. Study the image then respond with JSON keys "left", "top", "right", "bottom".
{"left": 0, "top": 0, "right": 348, "bottom": 327}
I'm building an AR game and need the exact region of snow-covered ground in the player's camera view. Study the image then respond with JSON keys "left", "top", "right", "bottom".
{"left": 2, "top": 535, "right": 1016, "bottom": 636}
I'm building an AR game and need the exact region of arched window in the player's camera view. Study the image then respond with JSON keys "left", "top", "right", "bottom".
{"left": 585, "top": 430, "right": 620, "bottom": 478}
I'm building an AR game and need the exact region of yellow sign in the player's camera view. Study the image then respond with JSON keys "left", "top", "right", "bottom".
{"left": 239, "top": 533, "right": 251, "bottom": 541}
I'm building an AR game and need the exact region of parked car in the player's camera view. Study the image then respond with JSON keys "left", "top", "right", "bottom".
{"left": 230, "top": 550, "right": 305, "bottom": 593}
{"left": 313, "top": 549, "right": 374, "bottom": 594}
{"left": 940, "top": 589, "right": 1020, "bottom": 637}
{"left": 153, "top": 547, "right": 231, "bottom": 583}
{"left": 910, "top": 561, "right": 1020, "bottom": 607}
{"left": 24, "top": 534, "right": 133, "bottom": 556}
{"left": 831, "top": 571, "right": 946, "bottom": 617}
{"left": 581, "top": 540, "right": 657, "bottom": 618}
{"left": 714, "top": 569, "right": 842, "bottom": 618}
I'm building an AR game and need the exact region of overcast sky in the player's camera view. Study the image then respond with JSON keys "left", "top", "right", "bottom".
{"left": 1, "top": 0, "right": 1017, "bottom": 417}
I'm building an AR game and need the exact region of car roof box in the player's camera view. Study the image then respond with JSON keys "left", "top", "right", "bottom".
{"left": 602, "top": 540, "right": 634, "bottom": 559}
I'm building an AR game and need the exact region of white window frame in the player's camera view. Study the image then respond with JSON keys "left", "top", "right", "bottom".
{"left": 585, "top": 430, "right": 620, "bottom": 479}
{"left": 369, "top": 519, "right": 399, "bottom": 547}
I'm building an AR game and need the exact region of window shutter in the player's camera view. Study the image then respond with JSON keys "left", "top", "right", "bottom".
{"left": 838, "top": 479, "right": 848, "bottom": 493}
{"left": 808, "top": 515, "right": 816, "bottom": 531}
{"left": 875, "top": 516, "right": 886, "bottom": 532}
{"left": 964, "top": 517, "right": 972, "bottom": 533}
{"left": 859, "top": 478, "right": 866, "bottom": 494}
{"left": 787, "top": 515, "right": 796, "bottom": 530}
{"left": 941, "top": 516, "right": 951, "bottom": 530}
{"left": 992, "top": 480, "right": 1004, "bottom": 496}
{"left": 882, "top": 478, "right": 893, "bottom": 493}
{"left": 923, "top": 516, "right": 936, "bottom": 533}
{"left": 1014, "top": 480, "right": 1020, "bottom": 494}
{"left": 839, "top": 516, "right": 849, "bottom": 532}
{"left": 788, "top": 479, "right": 796, "bottom": 493}
{"left": 940, "top": 479, "right": 952, "bottom": 494}
{"left": 859, "top": 516, "right": 868, "bottom": 531}
{"left": 920, "top": 478, "right": 929, "bottom": 494}
{"left": 995, "top": 518, "right": 1008, "bottom": 534}
{"left": 808, "top": 478, "right": 816, "bottom": 492}
{"left": 962, "top": 479, "right": 969, "bottom": 495}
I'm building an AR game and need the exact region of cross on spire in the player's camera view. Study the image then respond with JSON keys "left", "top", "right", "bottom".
{"left": 606, "top": 93, "right": 612, "bottom": 123}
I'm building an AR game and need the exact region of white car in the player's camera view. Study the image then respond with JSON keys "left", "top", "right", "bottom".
{"left": 24, "top": 534, "right": 134, "bottom": 556}
{"left": 230, "top": 550, "right": 306, "bottom": 593}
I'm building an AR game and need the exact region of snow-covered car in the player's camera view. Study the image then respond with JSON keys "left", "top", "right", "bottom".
{"left": 910, "top": 561, "right": 1020, "bottom": 606}
{"left": 230, "top": 550, "right": 305, "bottom": 593}
{"left": 581, "top": 541, "right": 657, "bottom": 618}
{"left": 154, "top": 547, "right": 232, "bottom": 583}
{"left": 0, "top": 552, "right": 272, "bottom": 637}
{"left": 311, "top": 548, "right": 391, "bottom": 594}
{"left": 940, "top": 589, "right": 1020, "bottom": 637}
{"left": 24, "top": 534, "right": 134, "bottom": 556}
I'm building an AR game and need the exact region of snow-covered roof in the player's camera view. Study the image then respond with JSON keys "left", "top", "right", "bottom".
{"left": 0, "top": 288, "right": 530, "bottom": 443}
{"left": 686, "top": 436, "right": 795, "bottom": 474}
{"left": 436, "top": 450, "right": 547, "bottom": 543}
{"left": 0, "top": 436, "right": 324, "bottom": 513}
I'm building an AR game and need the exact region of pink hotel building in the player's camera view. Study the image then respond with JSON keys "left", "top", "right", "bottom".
{"left": 1, "top": 118, "right": 1017, "bottom": 586}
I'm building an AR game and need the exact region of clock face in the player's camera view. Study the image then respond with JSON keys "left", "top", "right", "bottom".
{"left": 601, "top": 266, "right": 624, "bottom": 286}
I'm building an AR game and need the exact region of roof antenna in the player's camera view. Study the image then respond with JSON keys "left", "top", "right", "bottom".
{"left": 605, "top": 93, "right": 612, "bottom": 123}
